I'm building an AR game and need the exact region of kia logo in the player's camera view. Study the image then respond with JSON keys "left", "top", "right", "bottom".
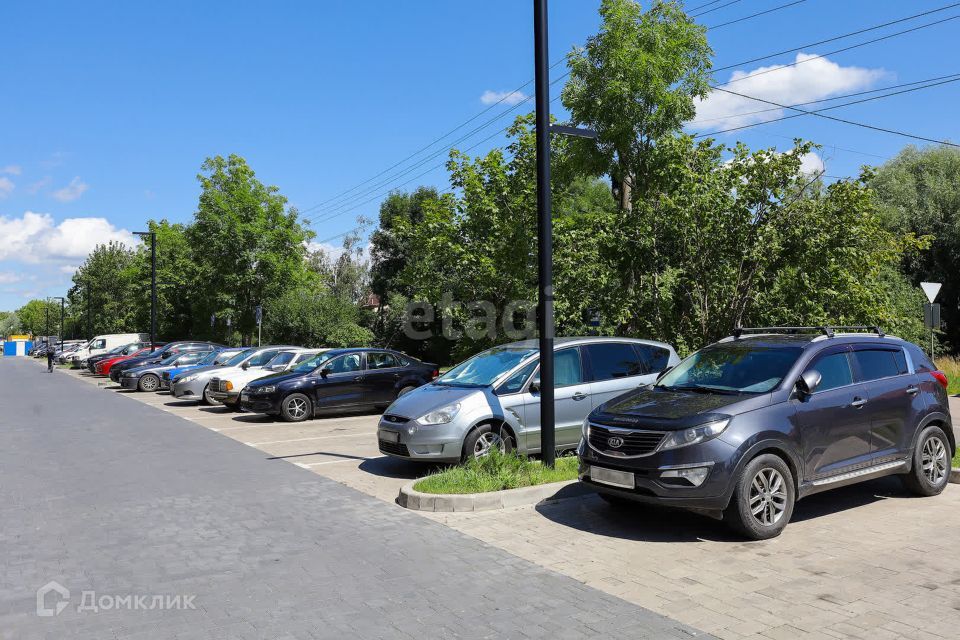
{"left": 607, "top": 436, "right": 624, "bottom": 449}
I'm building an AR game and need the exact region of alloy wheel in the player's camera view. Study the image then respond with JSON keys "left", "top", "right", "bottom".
{"left": 140, "top": 375, "right": 158, "bottom": 392}
{"left": 921, "top": 436, "right": 948, "bottom": 485}
{"left": 286, "top": 397, "right": 308, "bottom": 420}
{"left": 748, "top": 467, "right": 787, "bottom": 527}
{"left": 473, "top": 431, "right": 504, "bottom": 458}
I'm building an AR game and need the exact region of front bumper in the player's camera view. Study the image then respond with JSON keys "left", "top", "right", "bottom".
{"left": 375, "top": 414, "right": 466, "bottom": 462}
{"left": 119, "top": 376, "right": 139, "bottom": 390}
{"left": 239, "top": 390, "right": 282, "bottom": 414}
{"left": 577, "top": 435, "right": 738, "bottom": 512}
{"left": 172, "top": 378, "right": 207, "bottom": 400}
{"left": 208, "top": 390, "right": 239, "bottom": 405}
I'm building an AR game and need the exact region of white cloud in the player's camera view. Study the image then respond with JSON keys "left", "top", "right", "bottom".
{"left": 27, "top": 176, "right": 52, "bottom": 195}
{"left": 59, "top": 264, "right": 79, "bottom": 275}
{"left": 800, "top": 152, "right": 825, "bottom": 176}
{"left": 52, "top": 176, "right": 89, "bottom": 202}
{"left": 692, "top": 54, "right": 887, "bottom": 131}
{"left": 0, "top": 272, "right": 21, "bottom": 284}
{"left": 306, "top": 241, "right": 368, "bottom": 264}
{"left": 1, "top": 165, "right": 21, "bottom": 176}
{"left": 480, "top": 89, "right": 530, "bottom": 106}
{"left": 0, "top": 211, "right": 137, "bottom": 264}
{"left": 0, "top": 177, "right": 14, "bottom": 199}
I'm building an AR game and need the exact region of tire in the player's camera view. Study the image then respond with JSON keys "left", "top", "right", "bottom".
{"left": 138, "top": 374, "right": 160, "bottom": 392}
{"left": 201, "top": 384, "right": 217, "bottom": 405}
{"left": 724, "top": 453, "right": 795, "bottom": 540}
{"left": 902, "top": 425, "right": 951, "bottom": 497}
{"left": 398, "top": 385, "right": 417, "bottom": 397}
{"left": 462, "top": 423, "right": 514, "bottom": 461}
{"left": 280, "top": 393, "right": 312, "bottom": 423}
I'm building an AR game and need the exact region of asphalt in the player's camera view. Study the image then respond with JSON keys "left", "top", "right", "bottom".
{"left": 0, "top": 357, "right": 712, "bottom": 640}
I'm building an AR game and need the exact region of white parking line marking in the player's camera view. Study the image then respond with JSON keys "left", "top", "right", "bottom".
{"left": 243, "top": 433, "right": 374, "bottom": 446}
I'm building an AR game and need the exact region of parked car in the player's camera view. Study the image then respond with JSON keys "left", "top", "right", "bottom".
{"left": 119, "top": 349, "right": 216, "bottom": 391}
{"left": 207, "top": 348, "right": 327, "bottom": 410}
{"left": 160, "top": 348, "right": 247, "bottom": 390}
{"left": 86, "top": 342, "right": 152, "bottom": 372}
{"left": 171, "top": 346, "right": 296, "bottom": 404}
{"left": 375, "top": 337, "right": 677, "bottom": 463}
{"left": 109, "top": 341, "right": 222, "bottom": 382}
{"left": 240, "top": 348, "right": 438, "bottom": 422}
{"left": 577, "top": 326, "right": 955, "bottom": 540}
{"left": 69, "top": 333, "right": 151, "bottom": 367}
{"left": 95, "top": 346, "right": 155, "bottom": 376}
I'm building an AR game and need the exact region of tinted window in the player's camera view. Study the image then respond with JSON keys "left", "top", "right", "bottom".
{"left": 636, "top": 344, "right": 671, "bottom": 373}
{"left": 368, "top": 352, "right": 401, "bottom": 369}
{"left": 532, "top": 348, "right": 583, "bottom": 387}
{"left": 893, "top": 349, "right": 909, "bottom": 375}
{"left": 585, "top": 343, "right": 645, "bottom": 381}
{"left": 497, "top": 360, "right": 538, "bottom": 395}
{"left": 853, "top": 349, "right": 902, "bottom": 381}
{"left": 325, "top": 353, "right": 362, "bottom": 374}
{"left": 809, "top": 352, "right": 852, "bottom": 392}
{"left": 246, "top": 350, "right": 279, "bottom": 367}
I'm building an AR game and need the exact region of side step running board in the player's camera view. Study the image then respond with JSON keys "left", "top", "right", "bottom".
{"left": 811, "top": 459, "right": 908, "bottom": 486}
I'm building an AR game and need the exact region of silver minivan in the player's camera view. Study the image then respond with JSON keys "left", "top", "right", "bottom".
{"left": 377, "top": 337, "right": 679, "bottom": 463}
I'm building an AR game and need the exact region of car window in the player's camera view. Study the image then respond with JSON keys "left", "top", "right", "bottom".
{"left": 497, "top": 359, "right": 538, "bottom": 395}
{"left": 659, "top": 344, "right": 802, "bottom": 394}
{"left": 436, "top": 347, "right": 538, "bottom": 388}
{"left": 179, "top": 353, "right": 205, "bottom": 365}
{"left": 92, "top": 339, "right": 106, "bottom": 349}
{"left": 246, "top": 350, "right": 280, "bottom": 367}
{"left": 808, "top": 352, "right": 853, "bottom": 392}
{"left": 368, "top": 352, "right": 401, "bottom": 369}
{"left": 532, "top": 348, "right": 584, "bottom": 388}
{"left": 324, "top": 353, "right": 362, "bottom": 374}
{"left": 893, "top": 349, "right": 909, "bottom": 375}
{"left": 268, "top": 352, "right": 295, "bottom": 367}
{"left": 585, "top": 343, "right": 646, "bottom": 381}
{"left": 904, "top": 343, "right": 934, "bottom": 373}
{"left": 852, "top": 349, "right": 903, "bottom": 382}
{"left": 636, "top": 344, "right": 671, "bottom": 373}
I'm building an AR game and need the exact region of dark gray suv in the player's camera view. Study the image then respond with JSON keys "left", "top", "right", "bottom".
{"left": 578, "top": 326, "right": 955, "bottom": 540}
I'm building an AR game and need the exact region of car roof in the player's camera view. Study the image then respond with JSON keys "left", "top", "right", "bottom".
{"left": 720, "top": 332, "right": 907, "bottom": 350}
{"left": 498, "top": 336, "right": 675, "bottom": 351}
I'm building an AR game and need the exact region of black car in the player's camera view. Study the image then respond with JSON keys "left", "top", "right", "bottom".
{"left": 578, "top": 326, "right": 954, "bottom": 540}
{"left": 109, "top": 341, "right": 222, "bottom": 382}
{"left": 240, "top": 348, "right": 438, "bottom": 422}
{"left": 85, "top": 341, "right": 153, "bottom": 372}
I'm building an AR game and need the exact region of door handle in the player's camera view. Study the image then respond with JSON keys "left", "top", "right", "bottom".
{"left": 906, "top": 386, "right": 920, "bottom": 395}
{"left": 572, "top": 392, "right": 587, "bottom": 401}
{"left": 850, "top": 397, "right": 867, "bottom": 408}
{"left": 353, "top": 376, "right": 362, "bottom": 382}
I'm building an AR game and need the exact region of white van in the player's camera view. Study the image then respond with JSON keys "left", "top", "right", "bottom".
{"left": 70, "top": 333, "right": 150, "bottom": 365}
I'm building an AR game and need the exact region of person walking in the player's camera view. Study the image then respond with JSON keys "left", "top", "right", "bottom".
{"left": 47, "top": 343, "right": 55, "bottom": 373}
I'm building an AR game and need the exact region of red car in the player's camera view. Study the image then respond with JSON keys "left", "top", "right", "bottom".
{"left": 95, "top": 347, "right": 154, "bottom": 376}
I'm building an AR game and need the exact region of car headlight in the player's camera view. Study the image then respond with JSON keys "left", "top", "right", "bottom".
{"left": 658, "top": 418, "right": 730, "bottom": 452}
{"left": 416, "top": 402, "right": 461, "bottom": 426}
{"left": 253, "top": 385, "right": 276, "bottom": 394}
{"left": 179, "top": 374, "right": 199, "bottom": 383}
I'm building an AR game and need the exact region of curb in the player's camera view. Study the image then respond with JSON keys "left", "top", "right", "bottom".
{"left": 397, "top": 479, "right": 591, "bottom": 512}
{"left": 952, "top": 468, "right": 960, "bottom": 485}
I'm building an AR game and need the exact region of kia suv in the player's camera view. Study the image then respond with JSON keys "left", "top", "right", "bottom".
{"left": 578, "top": 327, "right": 954, "bottom": 540}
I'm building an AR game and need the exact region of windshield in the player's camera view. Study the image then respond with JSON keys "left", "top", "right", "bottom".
{"left": 657, "top": 343, "right": 802, "bottom": 394}
{"left": 224, "top": 349, "right": 254, "bottom": 367}
{"left": 195, "top": 351, "right": 222, "bottom": 366}
{"left": 292, "top": 351, "right": 338, "bottom": 373}
{"left": 436, "top": 347, "right": 538, "bottom": 387}
{"left": 159, "top": 353, "right": 183, "bottom": 366}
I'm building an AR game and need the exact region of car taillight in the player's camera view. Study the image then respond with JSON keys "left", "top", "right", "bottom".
{"left": 431, "top": 369, "right": 439, "bottom": 379}
{"left": 931, "top": 371, "right": 949, "bottom": 389}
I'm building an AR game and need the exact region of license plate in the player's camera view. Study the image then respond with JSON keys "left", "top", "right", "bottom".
{"left": 379, "top": 430, "right": 400, "bottom": 444}
{"left": 590, "top": 466, "right": 635, "bottom": 489}
{"left": 240, "top": 392, "right": 249, "bottom": 402}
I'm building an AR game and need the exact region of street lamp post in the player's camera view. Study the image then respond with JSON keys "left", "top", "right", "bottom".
{"left": 51, "top": 297, "right": 66, "bottom": 352}
{"left": 533, "top": 0, "right": 556, "bottom": 468}
{"left": 134, "top": 231, "right": 157, "bottom": 351}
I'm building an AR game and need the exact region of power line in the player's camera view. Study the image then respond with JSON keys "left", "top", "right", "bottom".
{"left": 691, "top": 0, "right": 746, "bottom": 18}
{"left": 686, "top": 0, "right": 726, "bottom": 13}
{"left": 708, "top": 0, "right": 806, "bottom": 30}
{"left": 698, "top": 82, "right": 960, "bottom": 147}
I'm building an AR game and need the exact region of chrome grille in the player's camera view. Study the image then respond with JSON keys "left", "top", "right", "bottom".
{"left": 588, "top": 423, "right": 665, "bottom": 457}
{"left": 211, "top": 378, "right": 228, "bottom": 392}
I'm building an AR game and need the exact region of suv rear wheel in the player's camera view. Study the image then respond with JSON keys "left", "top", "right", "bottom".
{"left": 724, "top": 454, "right": 795, "bottom": 540}
{"left": 902, "top": 425, "right": 951, "bottom": 497}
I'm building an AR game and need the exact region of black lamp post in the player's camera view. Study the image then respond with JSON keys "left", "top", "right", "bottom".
{"left": 134, "top": 231, "right": 157, "bottom": 351}
{"left": 51, "top": 297, "right": 66, "bottom": 352}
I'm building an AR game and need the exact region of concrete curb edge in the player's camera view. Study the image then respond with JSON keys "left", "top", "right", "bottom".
{"left": 397, "top": 478, "right": 591, "bottom": 512}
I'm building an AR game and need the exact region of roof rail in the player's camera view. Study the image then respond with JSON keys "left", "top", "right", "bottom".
{"left": 732, "top": 325, "right": 885, "bottom": 339}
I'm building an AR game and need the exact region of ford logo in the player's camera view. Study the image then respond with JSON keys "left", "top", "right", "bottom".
{"left": 607, "top": 436, "right": 624, "bottom": 449}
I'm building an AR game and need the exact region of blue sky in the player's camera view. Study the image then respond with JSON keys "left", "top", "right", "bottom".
{"left": 1, "top": 0, "right": 958, "bottom": 311}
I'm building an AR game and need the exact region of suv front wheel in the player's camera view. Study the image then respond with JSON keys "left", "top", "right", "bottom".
{"left": 725, "top": 454, "right": 796, "bottom": 540}
{"left": 902, "top": 425, "right": 951, "bottom": 497}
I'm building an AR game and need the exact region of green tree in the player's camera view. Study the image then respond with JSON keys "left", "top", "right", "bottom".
{"left": 15, "top": 299, "right": 62, "bottom": 336}
{"left": 67, "top": 241, "right": 138, "bottom": 337}
{"left": 0, "top": 311, "right": 22, "bottom": 336}
{"left": 869, "top": 145, "right": 960, "bottom": 352}
{"left": 186, "top": 154, "right": 314, "bottom": 345}
{"left": 262, "top": 285, "right": 373, "bottom": 348}
{"left": 128, "top": 220, "right": 195, "bottom": 340}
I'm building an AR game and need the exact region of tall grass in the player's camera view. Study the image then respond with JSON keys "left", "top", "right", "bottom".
{"left": 413, "top": 450, "right": 579, "bottom": 494}
{"left": 936, "top": 356, "right": 960, "bottom": 396}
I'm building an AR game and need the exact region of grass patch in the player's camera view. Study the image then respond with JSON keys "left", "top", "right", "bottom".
{"left": 936, "top": 356, "right": 960, "bottom": 396}
{"left": 414, "top": 450, "right": 579, "bottom": 494}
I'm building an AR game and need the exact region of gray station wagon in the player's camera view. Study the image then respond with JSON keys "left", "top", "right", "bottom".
{"left": 377, "top": 337, "right": 679, "bottom": 463}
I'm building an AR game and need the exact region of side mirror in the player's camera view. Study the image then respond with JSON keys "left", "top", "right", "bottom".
{"left": 796, "top": 370, "right": 821, "bottom": 397}
{"left": 528, "top": 380, "right": 540, "bottom": 394}
{"left": 241, "top": 362, "right": 249, "bottom": 370}
{"left": 656, "top": 366, "right": 674, "bottom": 382}
{"left": 319, "top": 367, "right": 332, "bottom": 378}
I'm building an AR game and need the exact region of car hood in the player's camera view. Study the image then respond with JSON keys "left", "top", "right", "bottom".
{"left": 592, "top": 386, "right": 770, "bottom": 430}
{"left": 383, "top": 382, "right": 486, "bottom": 419}
{"left": 246, "top": 369, "right": 310, "bottom": 387}
{"left": 215, "top": 367, "right": 279, "bottom": 386}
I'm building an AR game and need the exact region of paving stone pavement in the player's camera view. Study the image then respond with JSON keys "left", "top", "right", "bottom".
{"left": 0, "top": 358, "right": 712, "bottom": 640}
